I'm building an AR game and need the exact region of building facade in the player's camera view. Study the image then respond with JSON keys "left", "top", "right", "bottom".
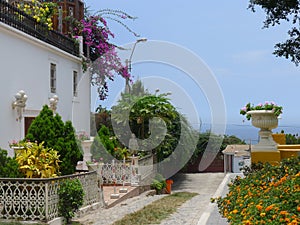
{"left": 0, "top": 0, "right": 90, "bottom": 156}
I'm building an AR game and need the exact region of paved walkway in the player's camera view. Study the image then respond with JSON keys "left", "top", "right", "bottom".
{"left": 160, "top": 173, "right": 230, "bottom": 225}
{"left": 74, "top": 173, "right": 237, "bottom": 225}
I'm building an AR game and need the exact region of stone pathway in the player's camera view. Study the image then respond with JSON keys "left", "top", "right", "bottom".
{"left": 74, "top": 173, "right": 233, "bottom": 225}
{"left": 160, "top": 173, "right": 228, "bottom": 225}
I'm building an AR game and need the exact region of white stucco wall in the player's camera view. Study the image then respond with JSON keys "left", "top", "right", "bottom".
{"left": 0, "top": 22, "right": 90, "bottom": 156}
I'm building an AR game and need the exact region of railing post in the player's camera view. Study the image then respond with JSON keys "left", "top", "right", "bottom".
{"left": 45, "top": 182, "right": 49, "bottom": 221}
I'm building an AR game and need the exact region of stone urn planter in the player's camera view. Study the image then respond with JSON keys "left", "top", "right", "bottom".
{"left": 247, "top": 110, "right": 278, "bottom": 151}
{"left": 11, "top": 146, "right": 25, "bottom": 157}
{"left": 81, "top": 137, "right": 94, "bottom": 162}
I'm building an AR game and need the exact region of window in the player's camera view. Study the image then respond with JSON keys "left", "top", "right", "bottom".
{"left": 50, "top": 63, "right": 56, "bottom": 93}
{"left": 73, "top": 71, "right": 78, "bottom": 97}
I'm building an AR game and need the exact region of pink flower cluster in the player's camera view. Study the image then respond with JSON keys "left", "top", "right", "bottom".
{"left": 71, "top": 15, "right": 132, "bottom": 100}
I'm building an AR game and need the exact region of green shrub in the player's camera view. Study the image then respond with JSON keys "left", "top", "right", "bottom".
{"left": 0, "top": 149, "right": 23, "bottom": 178}
{"left": 26, "top": 105, "right": 82, "bottom": 175}
{"left": 58, "top": 178, "right": 84, "bottom": 224}
{"left": 91, "top": 125, "right": 121, "bottom": 162}
{"left": 150, "top": 173, "right": 167, "bottom": 194}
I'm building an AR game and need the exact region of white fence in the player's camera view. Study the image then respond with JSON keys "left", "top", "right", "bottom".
{"left": 99, "top": 155, "right": 154, "bottom": 185}
{"left": 100, "top": 160, "right": 131, "bottom": 184}
{"left": 0, "top": 156, "right": 154, "bottom": 223}
{"left": 0, "top": 171, "right": 101, "bottom": 222}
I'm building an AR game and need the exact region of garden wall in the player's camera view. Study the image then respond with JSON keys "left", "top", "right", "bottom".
{"left": 0, "top": 171, "right": 102, "bottom": 223}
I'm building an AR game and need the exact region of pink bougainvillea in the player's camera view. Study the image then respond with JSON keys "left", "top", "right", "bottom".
{"left": 69, "top": 10, "right": 138, "bottom": 100}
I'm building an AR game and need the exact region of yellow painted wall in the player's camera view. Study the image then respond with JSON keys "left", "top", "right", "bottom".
{"left": 250, "top": 134, "right": 300, "bottom": 164}
{"left": 272, "top": 134, "right": 286, "bottom": 145}
{"left": 251, "top": 151, "right": 281, "bottom": 165}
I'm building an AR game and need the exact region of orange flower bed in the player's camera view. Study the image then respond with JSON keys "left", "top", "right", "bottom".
{"left": 212, "top": 157, "right": 300, "bottom": 225}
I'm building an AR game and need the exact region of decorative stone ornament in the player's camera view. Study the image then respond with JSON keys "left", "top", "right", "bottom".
{"left": 81, "top": 137, "right": 94, "bottom": 162}
{"left": 247, "top": 110, "right": 278, "bottom": 151}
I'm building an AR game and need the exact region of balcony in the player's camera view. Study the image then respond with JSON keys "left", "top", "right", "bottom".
{"left": 0, "top": 0, "right": 79, "bottom": 57}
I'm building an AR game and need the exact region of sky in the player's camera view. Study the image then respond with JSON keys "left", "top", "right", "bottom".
{"left": 85, "top": 0, "right": 300, "bottom": 132}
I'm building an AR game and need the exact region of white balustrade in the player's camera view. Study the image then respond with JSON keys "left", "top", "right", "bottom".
{"left": 0, "top": 171, "right": 101, "bottom": 222}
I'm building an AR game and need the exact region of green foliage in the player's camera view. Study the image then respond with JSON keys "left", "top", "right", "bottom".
{"left": 25, "top": 105, "right": 83, "bottom": 175}
{"left": 93, "top": 80, "right": 198, "bottom": 167}
{"left": 150, "top": 173, "right": 167, "bottom": 194}
{"left": 58, "top": 179, "right": 84, "bottom": 224}
{"left": 15, "top": 141, "right": 60, "bottom": 178}
{"left": 248, "top": 0, "right": 300, "bottom": 65}
{"left": 0, "top": 149, "right": 23, "bottom": 178}
{"left": 221, "top": 135, "right": 246, "bottom": 149}
{"left": 91, "top": 125, "right": 122, "bottom": 162}
{"left": 285, "top": 133, "right": 300, "bottom": 144}
{"left": 91, "top": 109, "right": 112, "bottom": 136}
{"left": 183, "top": 132, "right": 245, "bottom": 168}
{"left": 129, "top": 79, "right": 149, "bottom": 97}
{"left": 112, "top": 91, "right": 182, "bottom": 163}
{"left": 62, "top": 121, "right": 83, "bottom": 174}
{"left": 114, "top": 147, "right": 130, "bottom": 160}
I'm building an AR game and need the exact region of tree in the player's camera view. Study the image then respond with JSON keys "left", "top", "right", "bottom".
{"left": 0, "top": 149, "right": 23, "bottom": 178}
{"left": 248, "top": 0, "right": 300, "bottom": 65}
{"left": 26, "top": 105, "right": 82, "bottom": 175}
{"left": 111, "top": 88, "right": 191, "bottom": 163}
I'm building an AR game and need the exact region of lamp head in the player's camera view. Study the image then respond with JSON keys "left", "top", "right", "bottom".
{"left": 137, "top": 38, "right": 147, "bottom": 43}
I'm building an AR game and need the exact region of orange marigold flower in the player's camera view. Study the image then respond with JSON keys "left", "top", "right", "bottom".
{"left": 280, "top": 211, "right": 289, "bottom": 216}
{"left": 287, "top": 220, "right": 298, "bottom": 225}
{"left": 281, "top": 176, "right": 287, "bottom": 182}
{"left": 297, "top": 206, "right": 300, "bottom": 212}
{"left": 232, "top": 209, "right": 238, "bottom": 214}
{"left": 266, "top": 204, "right": 274, "bottom": 211}
{"left": 256, "top": 205, "right": 263, "bottom": 211}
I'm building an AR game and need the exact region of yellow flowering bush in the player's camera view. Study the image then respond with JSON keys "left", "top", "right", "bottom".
{"left": 17, "top": 0, "right": 57, "bottom": 30}
{"left": 212, "top": 157, "right": 300, "bottom": 225}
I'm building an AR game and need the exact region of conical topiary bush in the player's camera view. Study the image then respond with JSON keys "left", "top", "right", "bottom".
{"left": 26, "top": 105, "right": 83, "bottom": 175}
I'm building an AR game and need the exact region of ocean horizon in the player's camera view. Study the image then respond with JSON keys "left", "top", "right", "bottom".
{"left": 200, "top": 123, "right": 300, "bottom": 144}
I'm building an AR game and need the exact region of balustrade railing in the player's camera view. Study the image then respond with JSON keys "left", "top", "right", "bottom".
{"left": 100, "top": 155, "right": 154, "bottom": 185}
{"left": 0, "top": 171, "right": 100, "bottom": 222}
{"left": 100, "top": 160, "right": 132, "bottom": 184}
{"left": 0, "top": 0, "right": 79, "bottom": 57}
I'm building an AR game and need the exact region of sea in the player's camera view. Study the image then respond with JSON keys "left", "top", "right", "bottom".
{"left": 200, "top": 123, "right": 300, "bottom": 145}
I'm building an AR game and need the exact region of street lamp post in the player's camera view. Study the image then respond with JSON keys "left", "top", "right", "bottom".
{"left": 125, "top": 38, "right": 147, "bottom": 94}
